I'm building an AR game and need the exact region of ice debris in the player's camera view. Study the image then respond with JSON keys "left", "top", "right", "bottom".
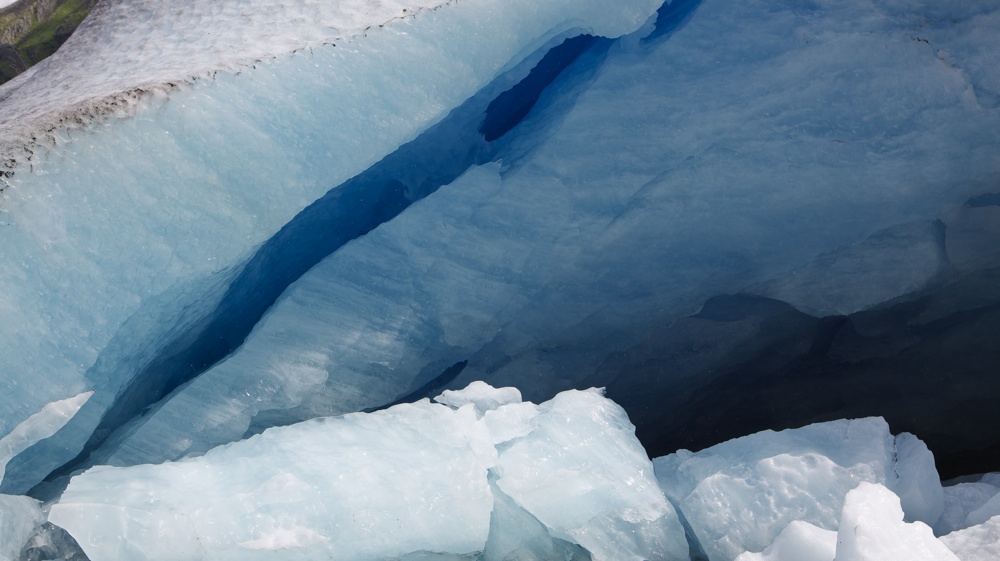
{"left": 47, "top": 384, "right": 687, "bottom": 561}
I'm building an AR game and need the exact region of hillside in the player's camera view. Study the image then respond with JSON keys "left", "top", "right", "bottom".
{"left": 0, "top": 0, "right": 93, "bottom": 83}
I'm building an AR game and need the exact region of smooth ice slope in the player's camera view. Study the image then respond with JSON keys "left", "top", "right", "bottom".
{"left": 0, "top": 0, "right": 660, "bottom": 492}
{"left": 96, "top": 0, "right": 1000, "bottom": 472}
{"left": 653, "top": 418, "right": 943, "bottom": 561}
{"left": 48, "top": 385, "right": 687, "bottom": 561}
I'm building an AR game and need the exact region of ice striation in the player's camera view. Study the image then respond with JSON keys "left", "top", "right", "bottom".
{"left": 0, "top": 0, "right": 997, "bottom": 558}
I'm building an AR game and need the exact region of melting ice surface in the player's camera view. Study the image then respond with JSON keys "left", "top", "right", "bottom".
{"left": 0, "top": 0, "right": 999, "bottom": 558}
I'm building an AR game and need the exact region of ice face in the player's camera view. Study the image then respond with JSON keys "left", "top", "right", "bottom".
{"left": 940, "top": 514, "right": 1000, "bottom": 561}
{"left": 64, "top": 0, "right": 997, "bottom": 485}
{"left": 733, "top": 521, "right": 836, "bottom": 561}
{"left": 47, "top": 385, "right": 687, "bottom": 561}
{"left": 0, "top": 0, "right": 661, "bottom": 493}
{"left": 935, "top": 480, "right": 1000, "bottom": 535}
{"left": 0, "top": 392, "right": 92, "bottom": 485}
{"left": 834, "top": 483, "right": 959, "bottom": 561}
{"left": 653, "top": 418, "right": 943, "bottom": 561}
{"left": 0, "top": 0, "right": 998, "bottom": 556}
{"left": 736, "top": 483, "right": 961, "bottom": 561}
{"left": 0, "top": 494, "right": 43, "bottom": 561}
{"left": 491, "top": 389, "right": 689, "bottom": 561}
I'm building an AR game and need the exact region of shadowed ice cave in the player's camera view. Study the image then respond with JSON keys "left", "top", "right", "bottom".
{"left": 0, "top": 0, "right": 999, "bottom": 559}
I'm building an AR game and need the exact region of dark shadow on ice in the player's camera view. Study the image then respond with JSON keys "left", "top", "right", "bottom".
{"left": 964, "top": 191, "right": 1000, "bottom": 208}
{"left": 598, "top": 267, "right": 1000, "bottom": 480}
{"left": 480, "top": 35, "right": 599, "bottom": 142}
{"left": 365, "top": 360, "right": 470, "bottom": 413}
{"left": 644, "top": 0, "right": 703, "bottom": 44}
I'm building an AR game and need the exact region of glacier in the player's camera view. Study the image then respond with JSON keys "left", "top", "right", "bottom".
{"left": 0, "top": 0, "right": 999, "bottom": 558}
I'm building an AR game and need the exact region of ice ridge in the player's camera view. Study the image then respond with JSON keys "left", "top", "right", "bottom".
{"left": 0, "top": 0, "right": 457, "bottom": 170}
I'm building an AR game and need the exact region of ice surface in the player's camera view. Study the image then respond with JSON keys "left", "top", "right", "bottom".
{"left": 940, "top": 514, "right": 1000, "bottom": 561}
{"left": 892, "top": 432, "right": 945, "bottom": 524}
{"left": 435, "top": 381, "right": 523, "bottom": 418}
{"left": 733, "top": 521, "right": 836, "bottom": 561}
{"left": 966, "top": 486, "right": 1000, "bottom": 527}
{"left": 50, "top": 399, "right": 497, "bottom": 561}
{"left": 492, "top": 389, "right": 688, "bottom": 561}
{"left": 48, "top": 385, "right": 686, "bottom": 561}
{"left": 834, "top": 482, "right": 958, "bottom": 561}
{"left": 79, "top": 0, "right": 1000, "bottom": 477}
{"left": 0, "top": 494, "right": 44, "bottom": 561}
{"left": 0, "top": 392, "right": 91, "bottom": 485}
{"left": 735, "top": 483, "right": 960, "bottom": 561}
{"left": 936, "top": 481, "right": 1000, "bottom": 535}
{"left": 0, "top": 0, "right": 998, "bottom": 551}
{"left": 0, "top": 0, "right": 659, "bottom": 491}
{"left": 653, "top": 418, "right": 942, "bottom": 561}
{"left": 0, "top": 0, "right": 451, "bottom": 157}
{"left": 743, "top": 221, "right": 949, "bottom": 317}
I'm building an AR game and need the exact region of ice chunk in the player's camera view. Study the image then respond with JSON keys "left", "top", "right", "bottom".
{"left": 733, "top": 521, "right": 836, "bottom": 561}
{"left": 49, "top": 386, "right": 685, "bottom": 561}
{"left": 0, "top": 494, "right": 44, "bottom": 561}
{"left": 0, "top": 392, "right": 93, "bottom": 485}
{"left": 494, "top": 389, "right": 688, "bottom": 561}
{"left": 940, "top": 514, "right": 1000, "bottom": 561}
{"left": 834, "top": 483, "right": 958, "bottom": 561}
{"left": 483, "top": 402, "right": 540, "bottom": 446}
{"left": 480, "top": 479, "right": 591, "bottom": 561}
{"left": 966, "top": 488, "right": 1000, "bottom": 527}
{"left": 935, "top": 481, "right": 1000, "bottom": 535}
{"left": 50, "top": 400, "right": 496, "bottom": 561}
{"left": 653, "top": 418, "right": 941, "bottom": 561}
{"left": 892, "top": 432, "right": 945, "bottom": 525}
{"left": 435, "top": 381, "right": 523, "bottom": 417}
{"left": 17, "top": 521, "right": 90, "bottom": 561}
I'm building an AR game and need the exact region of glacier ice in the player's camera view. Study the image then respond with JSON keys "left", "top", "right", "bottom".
{"left": 0, "top": 392, "right": 92, "bottom": 485}
{"left": 0, "top": 494, "right": 43, "bottom": 561}
{"left": 47, "top": 385, "right": 687, "bottom": 561}
{"left": 940, "top": 514, "right": 1000, "bottom": 561}
{"left": 653, "top": 418, "right": 943, "bottom": 561}
{"left": 733, "top": 521, "right": 837, "bottom": 561}
{"left": 935, "top": 478, "right": 1000, "bottom": 535}
{"left": 71, "top": 0, "right": 1000, "bottom": 480}
{"left": 0, "top": 0, "right": 660, "bottom": 493}
{"left": 833, "top": 483, "right": 958, "bottom": 561}
{"left": 490, "top": 389, "right": 688, "bottom": 561}
{"left": 736, "top": 483, "right": 960, "bottom": 561}
{"left": 0, "top": 0, "right": 998, "bottom": 558}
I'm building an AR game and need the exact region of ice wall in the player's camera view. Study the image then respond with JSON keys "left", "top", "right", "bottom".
{"left": 0, "top": 0, "right": 660, "bottom": 493}
{"left": 0, "top": 0, "right": 998, "bottom": 522}
{"left": 86, "top": 0, "right": 1000, "bottom": 478}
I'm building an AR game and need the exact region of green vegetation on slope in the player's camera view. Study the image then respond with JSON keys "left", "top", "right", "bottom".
{"left": 15, "top": 0, "right": 92, "bottom": 64}
{"left": 0, "top": 0, "right": 93, "bottom": 84}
